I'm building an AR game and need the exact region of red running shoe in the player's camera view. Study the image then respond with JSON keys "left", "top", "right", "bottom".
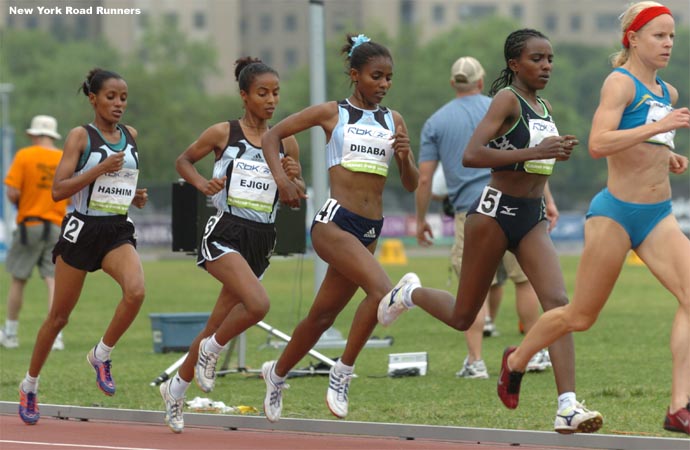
{"left": 663, "top": 404, "right": 690, "bottom": 434}
{"left": 18, "top": 385, "right": 40, "bottom": 425}
{"left": 497, "top": 346, "right": 523, "bottom": 409}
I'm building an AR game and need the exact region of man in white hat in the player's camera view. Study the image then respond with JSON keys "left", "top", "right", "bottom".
{"left": 1, "top": 115, "right": 69, "bottom": 350}
{"left": 414, "top": 57, "right": 559, "bottom": 379}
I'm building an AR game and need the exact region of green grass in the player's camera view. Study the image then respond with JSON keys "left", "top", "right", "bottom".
{"left": 0, "top": 252, "right": 683, "bottom": 437}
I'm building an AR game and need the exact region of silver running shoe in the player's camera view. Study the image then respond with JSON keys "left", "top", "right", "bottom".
{"left": 195, "top": 337, "right": 220, "bottom": 393}
{"left": 52, "top": 333, "right": 65, "bottom": 351}
{"left": 554, "top": 401, "right": 604, "bottom": 434}
{"left": 326, "top": 365, "right": 352, "bottom": 418}
{"left": 160, "top": 379, "right": 185, "bottom": 433}
{"left": 262, "top": 360, "right": 288, "bottom": 423}
{"left": 377, "top": 272, "right": 421, "bottom": 326}
{"left": 527, "top": 349, "right": 552, "bottom": 372}
{"left": 456, "top": 356, "right": 489, "bottom": 379}
{"left": 0, "top": 329, "right": 18, "bottom": 349}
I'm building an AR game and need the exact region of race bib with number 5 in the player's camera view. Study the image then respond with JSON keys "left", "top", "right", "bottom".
{"left": 476, "top": 186, "right": 502, "bottom": 218}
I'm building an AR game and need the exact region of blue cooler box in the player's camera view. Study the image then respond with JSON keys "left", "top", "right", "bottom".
{"left": 149, "top": 312, "right": 210, "bottom": 353}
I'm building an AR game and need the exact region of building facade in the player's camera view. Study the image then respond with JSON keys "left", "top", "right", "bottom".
{"left": 2, "top": 0, "right": 688, "bottom": 94}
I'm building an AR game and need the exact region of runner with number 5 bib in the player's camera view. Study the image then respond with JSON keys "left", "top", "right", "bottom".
{"left": 377, "top": 29, "right": 603, "bottom": 434}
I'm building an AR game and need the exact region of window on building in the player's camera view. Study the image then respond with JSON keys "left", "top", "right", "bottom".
{"left": 26, "top": 16, "right": 38, "bottom": 29}
{"left": 138, "top": 12, "right": 150, "bottom": 29}
{"left": 401, "top": 0, "right": 414, "bottom": 25}
{"left": 458, "top": 4, "right": 496, "bottom": 20}
{"left": 260, "top": 49, "right": 273, "bottom": 66}
{"left": 285, "top": 14, "right": 297, "bottom": 32}
{"left": 545, "top": 14, "right": 557, "bottom": 32}
{"left": 260, "top": 14, "right": 272, "bottom": 33}
{"left": 432, "top": 4, "right": 445, "bottom": 24}
{"left": 511, "top": 4, "right": 523, "bottom": 20}
{"left": 285, "top": 48, "right": 298, "bottom": 69}
{"left": 50, "top": 15, "right": 66, "bottom": 40}
{"left": 595, "top": 13, "right": 619, "bottom": 31}
{"left": 164, "top": 12, "right": 178, "bottom": 28}
{"left": 570, "top": 15, "right": 581, "bottom": 32}
{"left": 75, "top": 15, "right": 88, "bottom": 39}
{"left": 194, "top": 11, "right": 206, "bottom": 30}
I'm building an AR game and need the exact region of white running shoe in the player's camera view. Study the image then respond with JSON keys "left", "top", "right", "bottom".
{"left": 160, "top": 379, "right": 185, "bottom": 433}
{"left": 262, "top": 361, "right": 288, "bottom": 423}
{"left": 554, "top": 401, "right": 604, "bottom": 434}
{"left": 195, "top": 337, "right": 219, "bottom": 393}
{"left": 52, "top": 333, "right": 64, "bottom": 351}
{"left": 0, "top": 329, "right": 18, "bottom": 349}
{"left": 527, "top": 349, "right": 552, "bottom": 372}
{"left": 455, "top": 356, "right": 489, "bottom": 379}
{"left": 483, "top": 317, "right": 500, "bottom": 337}
{"left": 538, "top": 349, "right": 552, "bottom": 369}
{"left": 377, "top": 272, "right": 421, "bottom": 327}
{"left": 326, "top": 365, "right": 352, "bottom": 418}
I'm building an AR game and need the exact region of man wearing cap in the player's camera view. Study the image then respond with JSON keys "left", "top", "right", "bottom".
{"left": 1, "top": 115, "right": 69, "bottom": 350}
{"left": 415, "top": 57, "right": 555, "bottom": 378}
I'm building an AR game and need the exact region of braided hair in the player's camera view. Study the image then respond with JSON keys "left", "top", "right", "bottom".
{"left": 489, "top": 29, "right": 549, "bottom": 96}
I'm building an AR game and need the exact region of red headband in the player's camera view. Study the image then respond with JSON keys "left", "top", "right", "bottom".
{"left": 622, "top": 6, "right": 672, "bottom": 48}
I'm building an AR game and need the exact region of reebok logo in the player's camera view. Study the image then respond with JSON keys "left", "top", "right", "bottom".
{"left": 363, "top": 227, "right": 377, "bottom": 239}
{"left": 500, "top": 206, "right": 518, "bottom": 216}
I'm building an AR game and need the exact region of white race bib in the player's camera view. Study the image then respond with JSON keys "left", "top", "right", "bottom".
{"left": 341, "top": 124, "right": 394, "bottom": 176}
{"left": 524, "top": 118, "right": 559, "bottom": 175}
{"left": 89, "top": 168, "right": 139, "bottom": 214}
{"left": 227, "top": 160, "right": 277, "bottom": 213}
{"left": 645, "top": 100, "right": 675, "bottom": 149}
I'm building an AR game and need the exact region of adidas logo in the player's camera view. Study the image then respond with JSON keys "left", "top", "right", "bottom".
{"left": 252, "top": 153, "right": 264, "bottom": 162}
{"left": 363, "top": 227, "right": 377, "bottom": 239}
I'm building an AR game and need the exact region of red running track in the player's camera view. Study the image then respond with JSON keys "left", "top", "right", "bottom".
{"left": 0, "top": 414, "right": 578, "bottom": 450}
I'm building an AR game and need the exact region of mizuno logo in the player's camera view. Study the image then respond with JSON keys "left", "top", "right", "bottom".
{"left": 500, "top": 206, "right": 518, "bottom": 216}
{"left": 363, "top": 228, "right": 377, "bottom": 238}
{"left": 388, "top": 287, "right": 401, "bottom": 306}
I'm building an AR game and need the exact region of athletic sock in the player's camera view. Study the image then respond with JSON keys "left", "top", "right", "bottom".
{"left": 5, "top": 319, "right": 18, "bottom": 336}
{"left": 334, "top": 359, "right": 354, "bottom": 375}
{"left": 270, "top": 365, "right": 287, "bottom": 385}
{"left": 22, "top": 373, "right": 39, "bottom": 393}
{"left": 402, "top": 283, "right": 420, "bottom": 308}
{"left": 558, "top": 392, "right": 577, "bottom": 411}
{"left": 94, "top": 339, "right": 113, "bottom": 361}
{"left": 204, "top": 335, "right": 225, "bottom": 354}
{"left": 170, "top": 374, "right": 190, "bottom": 399}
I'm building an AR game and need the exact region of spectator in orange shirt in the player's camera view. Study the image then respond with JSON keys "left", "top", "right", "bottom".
{"left": 2, "top": 115, "right": 69, "bottom": 350}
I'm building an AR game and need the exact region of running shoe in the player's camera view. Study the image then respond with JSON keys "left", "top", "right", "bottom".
{"left": 87, "top": 347, "right": 115, "bottom": 396}
{"left": 663, "top": 403, "right": 690, "bottom": 434}
{"left": 377, "top": 272, "right": 421, "bottom": 326}
{"left": 160, "top": 379, "right": 185, "bottom": 433}
{"left": 262, "top": 360, "right": 288, "bottom": 423}
{"left": 0, "top": 329, "right": 19, "bottom": 349}
{"left": 455, "top": 356, "right": 489, "bottom": 379}
{"left": 483, "top": 317, "right": 500, "bottom": 337}
{"left": 526, "top": 349, "right": 550, "bottom": 372}
{"left": 52, "top": 333, "right": 64, "bottom": 351}
{"left": 195, "top": 337, "right": 220, "bottom": 393}
{"left": 497, "top": 346, "right": 523, "bottom": 409}
{"left": 326, "top": 365, "right": 352, "bottom": 419}
{"left": 554, "top": 401, "right": 604, "bottom": 434}
{"left": 18, "top": 385, "right": 40, "bottom": 425}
